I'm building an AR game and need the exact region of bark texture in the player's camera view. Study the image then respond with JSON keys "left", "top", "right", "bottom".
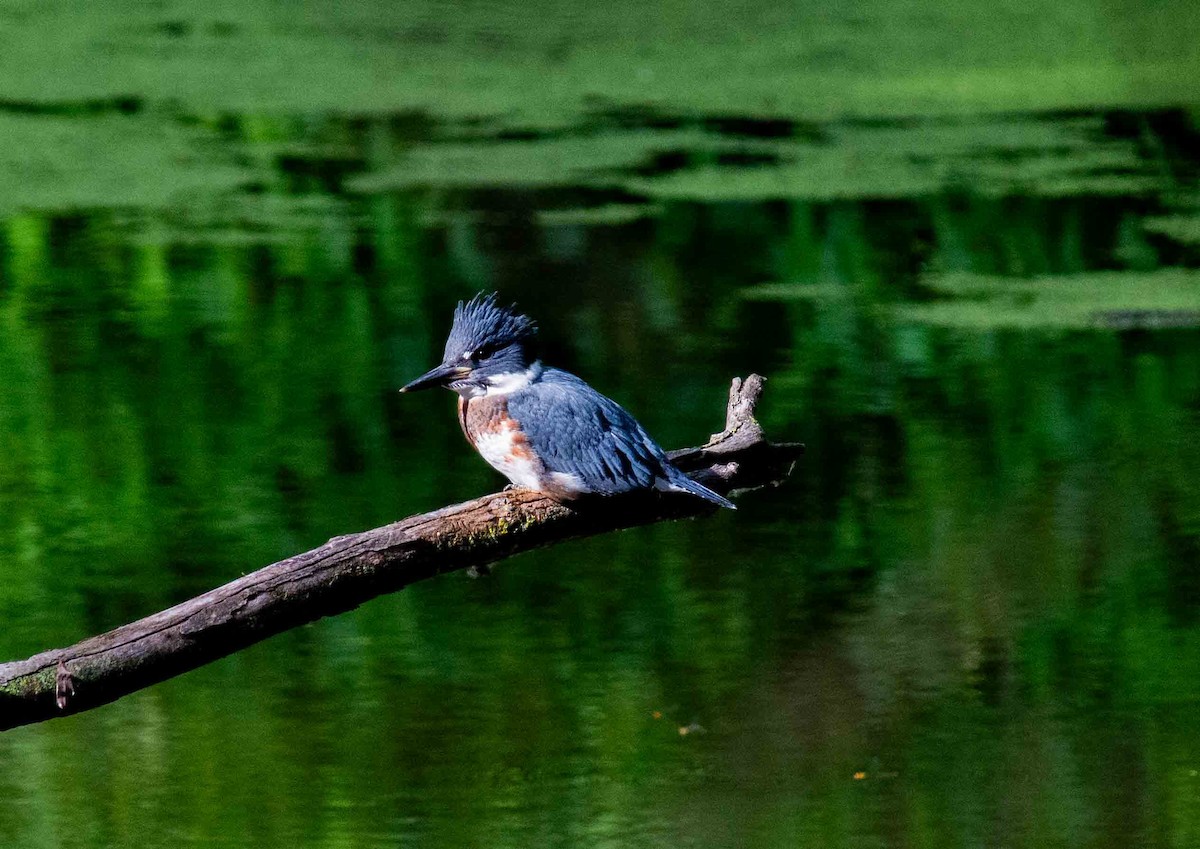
{"left": 0, "top": 375, "right": 801, "bottom": 731}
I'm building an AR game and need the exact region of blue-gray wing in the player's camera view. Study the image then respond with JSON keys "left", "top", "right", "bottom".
{"left": 507, "top": 369, "right": 672, "bottom": 494}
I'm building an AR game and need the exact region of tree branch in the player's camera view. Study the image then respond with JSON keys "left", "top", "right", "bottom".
{"left": 0, "top": 375, "right": 802, "bottom": 731}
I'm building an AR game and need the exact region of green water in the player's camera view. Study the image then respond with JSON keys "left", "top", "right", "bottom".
{"left": 2, "top": 1, "right": 1200, "bottom": 847}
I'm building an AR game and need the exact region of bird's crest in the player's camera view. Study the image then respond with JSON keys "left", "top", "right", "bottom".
{"left": 444, "top": 292, "right": 537, "bottom": 361}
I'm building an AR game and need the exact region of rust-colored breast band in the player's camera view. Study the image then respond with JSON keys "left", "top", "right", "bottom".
{"left": 458, "top": 396, "right": 475, "bottom": 447}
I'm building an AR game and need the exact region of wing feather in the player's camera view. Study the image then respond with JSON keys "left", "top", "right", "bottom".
{"left": 507, "top": 369, "right": 670, "bottom": 494}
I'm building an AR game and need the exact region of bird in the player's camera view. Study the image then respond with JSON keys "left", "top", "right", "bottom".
{"left": 400, "top": 293, "right": 735, "bottom": 509}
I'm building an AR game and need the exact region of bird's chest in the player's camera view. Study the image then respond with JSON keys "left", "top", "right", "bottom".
{"left": 459, "top": 395, "right": 544, "bottom": 489}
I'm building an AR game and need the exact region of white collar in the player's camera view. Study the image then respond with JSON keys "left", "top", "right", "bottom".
{"left": 483, "top": 361, "right": 543, "bottom": 396}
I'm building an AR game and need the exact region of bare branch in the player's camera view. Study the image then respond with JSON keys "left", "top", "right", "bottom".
{"left": 0, "top": 375, "right": 802, "bottom": 731}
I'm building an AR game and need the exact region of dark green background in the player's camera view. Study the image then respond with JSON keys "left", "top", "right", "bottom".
{"left": 1, "top": 1, "right": 1199, "bottom": 846}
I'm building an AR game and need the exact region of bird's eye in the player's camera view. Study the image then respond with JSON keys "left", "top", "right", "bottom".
{"left": 472, "top": 344, "right": 495, "bottom": 360}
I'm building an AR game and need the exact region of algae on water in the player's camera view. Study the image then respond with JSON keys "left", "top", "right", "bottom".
{"left": 895, "top": 269, "right": 1200, "bottom": 329}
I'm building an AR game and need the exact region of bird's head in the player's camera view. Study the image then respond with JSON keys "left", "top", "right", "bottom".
{"left": 400, "top": 292, "right": 539, "bottom": 397}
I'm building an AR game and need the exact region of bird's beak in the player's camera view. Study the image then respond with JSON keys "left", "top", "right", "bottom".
{"left": 399, "top": 363, "right": 471, "bottom": 393}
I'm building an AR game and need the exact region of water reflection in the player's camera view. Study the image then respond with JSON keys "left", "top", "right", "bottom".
{"left": 1, "top": 99, "right": 1199, "bottom": 849}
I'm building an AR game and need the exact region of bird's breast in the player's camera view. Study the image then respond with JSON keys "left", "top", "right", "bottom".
{"left": 461, "top": 394, "right": 545, "bottom": 490}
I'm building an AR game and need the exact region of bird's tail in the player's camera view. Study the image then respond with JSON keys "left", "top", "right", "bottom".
{"left": 663, "top": 470, "right": 737, "bottom": 510}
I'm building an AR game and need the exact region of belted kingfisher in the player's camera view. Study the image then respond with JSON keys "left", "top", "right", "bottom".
{"left": 400, "top": 293, "right": 735, "bottom": 509}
